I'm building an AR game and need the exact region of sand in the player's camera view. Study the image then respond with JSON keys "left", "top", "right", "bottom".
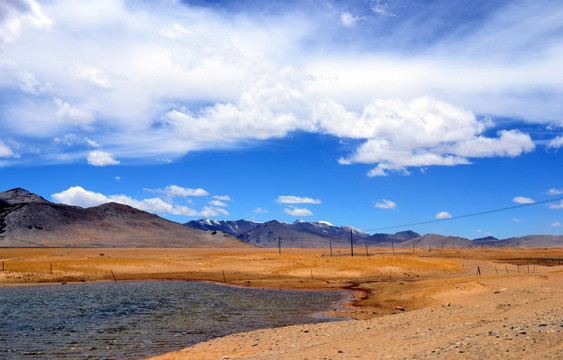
{"left": 1, "top": 247, "right": 562, "bottom": 359}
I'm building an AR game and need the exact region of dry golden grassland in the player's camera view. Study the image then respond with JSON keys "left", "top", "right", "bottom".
{"left": 1, "top": 247, "right": 562, "bottom": 319}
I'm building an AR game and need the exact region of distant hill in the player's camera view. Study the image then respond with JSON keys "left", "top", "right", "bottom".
{"left": 186, "top": 217, "right": 563, "bottom": 249}
{"left": 186, "top": 218, "right": 370, "bottom": 248}
{"left": 0, "top": 188, "right": 248, "bottom": 248}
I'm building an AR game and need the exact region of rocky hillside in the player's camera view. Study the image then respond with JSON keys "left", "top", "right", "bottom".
{"left": 0, "top": 188, "right": 248, "bottom": 248}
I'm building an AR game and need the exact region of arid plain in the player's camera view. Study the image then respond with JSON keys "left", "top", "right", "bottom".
{"left": 1, "top": 247, "right": 562, "bottom": 359}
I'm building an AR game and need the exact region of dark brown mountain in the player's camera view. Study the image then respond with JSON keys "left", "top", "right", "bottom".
{"left": 0, "top": 188, "right": 248, "bottom": 248}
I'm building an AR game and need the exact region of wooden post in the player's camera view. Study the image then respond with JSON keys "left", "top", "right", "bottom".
{"left": 278, "top": 237, "right": 281, "bottom": 255}
{"left": 222, "top": 270, "right": 226, "bottom": 282}
{"left": 428, "top": 242, "right": 431, "bottom": 252}
{"left": 329, "top": 238, "right": 333, "bottom": 257}
{"left": 310, "top": 269, "right": 313, "bottom": 279}
{"left": 413, "top": 242, "right": 415, "bottom": 254}
{"left": 505, "top": 265, "right": 509, "bottom": 274}
{"left": 389, "top": 269, "right": 392, "bottom": 279}
{"left": 527, "top": 263, "right": 530, "bottom": 273}
{"left": 110, "top": 270, "right": 117, "bottom": 282}
{"left": 350, "top": 229, "right": 354, "bottom": 257}
{"left": 391, "top": 242, "right": 395, "bottom": 255}
{"left": 495, "top": 266, "right": 498, "bottom": 275}
{"left": 477, "top": 266, "right": 481, "bottom": 276}
{"left": 1, "top": 261, "right": 4, "bottom": 271}
{"left": 517, "top": 265, "right": 520, "bottom": 273}
{"left": 365, "top": 241, "right": 369, "bottom": 256}
{"left": 50, "top": 263, "right": 52, "bottom": 274}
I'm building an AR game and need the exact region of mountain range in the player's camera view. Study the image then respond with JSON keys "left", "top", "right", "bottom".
{"left": 0, "top": 188, "right": 246, "bottom": 248}
{"left": 1, "top": 188, "right": 562, "bottom": 248}
{"left": 185, "top": 218, "right": 563, "bottom": 249}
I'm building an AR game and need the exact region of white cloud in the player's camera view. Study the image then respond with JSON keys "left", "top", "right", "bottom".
{"left": 0, "top": 0, "right": 51, "bottom": 44}
{"left": 0, "top": 140, "right": 16, "bottom": 157}
{"left": 284, "top": 206, "right": 313, "bottom": 217}
{"left": 209, "top": 200, "right": 228, "bottom": 207}
{"left": 375, "top": 199, "right": 397, "bottom": 209}
{"left": 213, "top": 195, "right": 231, "bottom": 201}
{"left": 84, "top": 137, "right": 101, "bottom": 148}
{"left": 547, "top": 136, "right": 563, "bottom": 149}
{"left": 87, "top": 150, "right": 119, "bottom": 166}
{"left": 145, "top": 185, "right": 209, "bottom": 198}
{"left": 370, "top": 1, "right": 396, "bottom": 17}
{"left": 436, "top": 211, "right": 452, "bottom": 219}
{"left": 276, "top": 195, "right": 321, "bottom": 204}
{"left": 52, "top": 186, "right": 108, "bottom": 208}
{"left": 51, "top": 185, "right": 216, "bottom": 217}
{"left": 340, "top": 12, "right": 363, "bottom": 27}
{"left": 54, "top": 98, "right": 94, "bottom": 127}
{"left": 333, "top": 97, "right": 534, "bottom": 176}
{"left": 511, "top": 218, "right": 526, "bottom": 223}
{"left": 200, "top": 206, "right": 229, "bottom": 217}
{"left": 254, "top": 207, "right": 268, "bottom": 214}
{"left": 71, "top": 63, "right": 112, "bottom": 89}
{"left": 548, "top": 200, "right": 563, "bottom": 209}
{"left": 0, "top": 0, "right": 560, "bottom": 174}
{"left": 552, "top": 221, "right": 562, "bottom": 227}
{"left": 547, "top": 188, "right": 563, "bottom": 195}
{"left": 512, "top": 196, "right": 534, "bottom": 204}
{"left": 114, "top": 176, "right": 121, "bottom": 181}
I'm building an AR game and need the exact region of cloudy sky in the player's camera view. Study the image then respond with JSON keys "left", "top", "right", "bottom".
{"left": 1, "top": 0, "right": 563, "bottom": 239}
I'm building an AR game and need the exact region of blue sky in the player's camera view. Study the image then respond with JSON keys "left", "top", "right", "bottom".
{"left": 1, "top": 0, "right": 563, "bottom": 239}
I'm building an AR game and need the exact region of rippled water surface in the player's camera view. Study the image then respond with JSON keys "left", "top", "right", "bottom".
{"left": 0, "top": 281, "right": 346, "bottom": 359}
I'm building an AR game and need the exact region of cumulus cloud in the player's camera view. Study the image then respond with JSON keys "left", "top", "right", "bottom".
{"left": 276, "top": 195, "right": 322, "bottom": 204}
{"left": 0, "top": 0, "right": 559, "bottom": 174}
{"left": 512, "top": 196, "right": 534, "bottom": 204}
{"left": 552, "top": 221, "right": 562, "bottom": 227}
{"left": 547, "top": 188, "right": 563, "bottom": 195}
{"left": 87, "top": 150, "right": 119, "bottom": 166}
{"left": 284, "top": 206, "right": 313, "bottom": 217}
{"left": 334, "top": 97, "right": 534, "bottom": 176}
{"left": 511, "top": 218, "right": 526, "bottom": 223}
{"left": 51, "top": 185, "right": 221, "bottom": 217}
{"left": 254, "top": 207, "right": 268, "bottom": 214}
{"left": 436, "top": 211, "right": 452, "bottom": 219}
{"left": 375, "top": 199, "right": 397, "bottom": 209}
{"left": 548, "top": 200, "right": 563, "bottom": 209}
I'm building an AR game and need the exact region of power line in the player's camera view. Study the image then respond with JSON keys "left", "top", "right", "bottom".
{"left": 366, "top": 195, "right": 563, "bottom": 232}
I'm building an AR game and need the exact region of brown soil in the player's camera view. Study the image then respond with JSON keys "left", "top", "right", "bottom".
{"left": 1, "top": 247, "right": 562, "bottom": 359}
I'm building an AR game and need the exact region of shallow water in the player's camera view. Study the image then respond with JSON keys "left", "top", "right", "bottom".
{"left": 0, "top": 281, "right": 346, "bottom": 359}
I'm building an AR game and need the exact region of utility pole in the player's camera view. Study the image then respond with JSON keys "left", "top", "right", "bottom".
{"left": 350, "top": 229, "right": 354, "bottom": 257}
{"left": 329, "top": 238, "right": 333, "bottom": 257}
{"left": 278, "top": 237, "right": 281, "bottom": 255}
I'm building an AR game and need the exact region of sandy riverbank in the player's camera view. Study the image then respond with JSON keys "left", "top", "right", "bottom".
{"left": 1, "top": 247, "right": 562, "bottom": 358}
